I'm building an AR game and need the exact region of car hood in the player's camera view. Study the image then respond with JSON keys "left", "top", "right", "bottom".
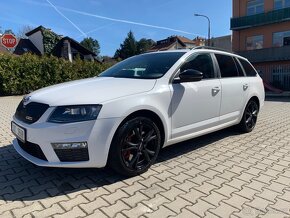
{"left": 28, "top": 77, "right": 156, "bottom": 106}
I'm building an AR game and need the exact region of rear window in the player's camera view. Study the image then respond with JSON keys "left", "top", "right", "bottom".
{"left": 215, "top": 54, "right": 240, "bottom": 78}
{"left": 239, "top": 59, "right": 257, "bottom": 77}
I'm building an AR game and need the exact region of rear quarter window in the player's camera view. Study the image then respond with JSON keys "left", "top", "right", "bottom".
{"left": 239, "top": 59, "right": 257, "bottom": 77}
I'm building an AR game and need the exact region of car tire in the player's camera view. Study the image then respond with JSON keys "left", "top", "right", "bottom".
{"left": 108, "top": 117, "right": 161, "bottom": 176}
{"left": 238, "top": 99, "right": 259, "bottom": 133}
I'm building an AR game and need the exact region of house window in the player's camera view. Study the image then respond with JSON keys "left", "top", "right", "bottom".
{"left": 274, "top": 0, "right": 290, "bottom": 9}
{"left": 247, "top": 0, "right": 264, "bottom": 15}
{"left": 273, "top": 30, "right": 290, "bottom": 47}
{"left": 246, "top": 35, "right": 264, "bottom": 50}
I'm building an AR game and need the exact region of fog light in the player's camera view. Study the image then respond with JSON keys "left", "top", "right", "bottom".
{"left": 51, "top": 142, "right": 88, "bottom": 149}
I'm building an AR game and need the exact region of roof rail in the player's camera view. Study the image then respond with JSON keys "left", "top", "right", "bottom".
{"left": 191, "top": 46, "right": 233, "bottom": 53}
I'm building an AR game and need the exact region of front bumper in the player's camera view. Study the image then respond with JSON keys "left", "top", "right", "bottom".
{"left": 12, "top": 115, "right": 122, "bottom": 168}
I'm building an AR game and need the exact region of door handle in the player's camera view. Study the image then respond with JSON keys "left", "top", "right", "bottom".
{"left": 243, "top": 84, "right": 249, "bottom": 90}
{"left": 212, "top": 87, "right": 220, "bottom": 92}
{"left": 212, "top": 87, "right": 220, "bottom": 96}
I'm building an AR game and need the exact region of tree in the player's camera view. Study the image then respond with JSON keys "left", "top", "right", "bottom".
{"left": 137, "top": 38, "right": 155, "bottom": 54}
{"left": 4, "top": 29, "right": 15, "bottom": 35}
{"left": 0, "top": 28, "right": 15, "bottom": 35}
{"left": 80, "top": 37, "right": 100, "bottom": 56}
{"left": 114, "top": 31, "right": 137, "bottom": 59}
{"left": 114, "top": 31, "right": 155, "bottom": 60}
{"left": 17, "top": 25, "right": 34, "bottom": 38}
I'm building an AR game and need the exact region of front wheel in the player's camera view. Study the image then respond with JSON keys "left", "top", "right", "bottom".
{"left": 238, "top": 100, "right": 259, "bottom": 133}
{"left": 108, "top": 117, "right": 161, "bottom": 176}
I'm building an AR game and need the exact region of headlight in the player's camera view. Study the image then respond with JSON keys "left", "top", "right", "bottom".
{"left": 48, "top": 105, "right": 102, "bottom": 123}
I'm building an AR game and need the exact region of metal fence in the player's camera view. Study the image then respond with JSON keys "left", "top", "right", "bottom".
{"left": 256, "top": 64, "right": 290, "bottom": 91}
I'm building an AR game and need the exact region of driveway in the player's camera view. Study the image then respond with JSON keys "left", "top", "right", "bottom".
{"left": 0, "top": 96, "right": 290, "bottom": 218}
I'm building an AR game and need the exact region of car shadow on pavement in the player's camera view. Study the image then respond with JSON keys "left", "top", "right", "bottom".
{"left": 265, "top": 96, "right": 290, "bottom": 102}
{"left": 0, "top": 127, "right": 240, "bottom": 202}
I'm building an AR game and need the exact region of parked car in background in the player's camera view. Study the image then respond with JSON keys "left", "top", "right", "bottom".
{"left": 11, "top": 47, "right": 265, "bottom": 176}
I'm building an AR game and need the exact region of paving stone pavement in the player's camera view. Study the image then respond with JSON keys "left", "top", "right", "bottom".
{"left": 1, "top": 96, "right": 290, "bottom": 218}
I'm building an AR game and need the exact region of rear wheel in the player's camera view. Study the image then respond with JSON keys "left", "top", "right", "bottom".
{"left": 108, "top": 117, "right": 161, "bottom": 176}
{"left": 238, "top": 99, "right": 259, "bottom": 133}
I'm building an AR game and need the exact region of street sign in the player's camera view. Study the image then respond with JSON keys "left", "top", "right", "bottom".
{"left": 1, "top": 34, "right": 18, "bottom": 49}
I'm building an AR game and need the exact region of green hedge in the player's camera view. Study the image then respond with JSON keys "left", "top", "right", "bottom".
{"left": 0, "top": 53, "right": 111, "bottom": 96}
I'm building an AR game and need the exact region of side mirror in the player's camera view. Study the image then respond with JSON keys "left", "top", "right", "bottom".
{"left": 175, "top": 69, "right": 203, "bottom": 83}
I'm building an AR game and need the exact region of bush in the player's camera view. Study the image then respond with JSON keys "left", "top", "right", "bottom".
{"left": 0, "top": 53, "right": 111, "bottom": 96}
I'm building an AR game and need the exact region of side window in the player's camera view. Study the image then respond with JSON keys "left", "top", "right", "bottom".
{"left": 180, "top": 53, "right": 215, "bottom": 79}
{"left": 234, "top": 58, "right": 245, "bottom": 76}
{"left": 239, "top": 58, "right": 257, "bottom": 77}
{"left": 215, "top": 54, "right": 239, "bottom": 78}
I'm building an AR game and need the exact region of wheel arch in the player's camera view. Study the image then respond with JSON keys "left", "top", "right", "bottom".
{"left": 239, "top": 95, "right": 261, "bottom": 123}
{"left": 115, "top": 109, "right": 166, "bottom": 148}
{"left": 249, "top": 96, "right": 260, "bottom": 109}
{"left": 106, "top": 108, "right": 167, "bottom": 168}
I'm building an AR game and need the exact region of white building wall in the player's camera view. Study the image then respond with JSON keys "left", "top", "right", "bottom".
{"left": 210, "top": 35, "right": 232, "bottom": 51}
{"left": 66, "top": 40, "right": 73, "bottom": 62}
{"left": 28, "top": 31, "right": 44, "bottom": 54}
{"left": 184, "top": 43, "right": 196, "bottom": 49}
{"left": 167, "top": 42, "right": 185, "bottom": 50}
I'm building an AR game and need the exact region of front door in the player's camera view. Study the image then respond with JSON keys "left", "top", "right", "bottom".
{"left": 170, "top": 53, "right": 221, "bottom": 139}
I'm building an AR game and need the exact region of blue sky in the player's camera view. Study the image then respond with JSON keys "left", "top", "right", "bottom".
{"left": 1, "top": 0, "right": 232, "bottom": 56}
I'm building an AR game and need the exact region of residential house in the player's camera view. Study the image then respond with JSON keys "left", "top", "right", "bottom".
{"left": 231, "top": 0, "right": 290, "bottom": 91}
{"left": 149, "top": 36, "right": 205, "bottom": 51}
{"left": 51, "top": 37, "right": 96, "bottom": 61}
{"left": 14, "top": 26, "right": 97, "bottom": 62}
{"left": 14, "top": 39, "right": 41, "bottom": 56}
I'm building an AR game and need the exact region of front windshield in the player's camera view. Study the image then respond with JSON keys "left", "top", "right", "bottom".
{"left": 99, "top": 52, "right": 185, "bottom": 79}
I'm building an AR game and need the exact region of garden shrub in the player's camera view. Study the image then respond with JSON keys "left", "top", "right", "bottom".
{"left": 0, "top": 53, "right": 111, "bottom": 96}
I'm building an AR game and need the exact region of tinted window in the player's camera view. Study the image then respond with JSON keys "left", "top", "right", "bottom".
{"left": 99, "top": 52, "right": 185, "bottom": 79}
{"left": 215, "top": 54, "right": 239, "bottom": 78}
{"left": 239, "top": 59, "right": 257, "bottom": 77}
{"left": 180, "top": 53, "right": 215, "bottom": 79}
{"left": 234, "top": 58, "right": 245, "bottom": 76}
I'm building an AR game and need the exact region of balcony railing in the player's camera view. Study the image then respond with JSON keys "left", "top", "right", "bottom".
{"left": 237, "top": 46, "right": 290, "bottom": 63}
{"left": 231, "top": 7, "right": 290, "bottom": 30}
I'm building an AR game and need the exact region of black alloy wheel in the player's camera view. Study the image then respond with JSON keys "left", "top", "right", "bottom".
{"left": 109, "top": 117, "right": 161, "bottom": 176}
{"left": 239, "top": 100, "right": 259, "bottom": 133}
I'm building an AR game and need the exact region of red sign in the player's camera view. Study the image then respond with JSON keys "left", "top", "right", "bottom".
{"left": 1, "top": 34, "right": 18, "bottom": 49}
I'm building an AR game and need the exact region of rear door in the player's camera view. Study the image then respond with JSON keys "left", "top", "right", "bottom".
{"left": 214, "top": 53, "right": 248, "bottom": 123}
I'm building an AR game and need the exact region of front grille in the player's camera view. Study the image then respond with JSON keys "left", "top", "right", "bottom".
{"left": 15, "top": 101, "right": 49, "bottom": 124}
{"left": 54, "top": 148, "right": 89, "bottom": 162}
{"left": 17, "top": 139, "right": 47, "bottom": 161}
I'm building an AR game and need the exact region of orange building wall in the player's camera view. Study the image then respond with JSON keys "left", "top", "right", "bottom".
{"left": 232, "top": 0, "right": 290, "bottom": 52}
{"left": 233, "top": 0, "right": 274, "bottom": 17}
{"left": 233, "top": 21, "right": 290, "bottom": 51}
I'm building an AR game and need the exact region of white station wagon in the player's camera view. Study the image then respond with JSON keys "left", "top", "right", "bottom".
{"left": 12, "top": 47, "right": 265, "bottom": 176}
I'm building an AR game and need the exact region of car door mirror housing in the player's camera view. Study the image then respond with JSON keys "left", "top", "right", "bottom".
{"left": 175, "top": 69, "right": 203, "bottom": 83}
